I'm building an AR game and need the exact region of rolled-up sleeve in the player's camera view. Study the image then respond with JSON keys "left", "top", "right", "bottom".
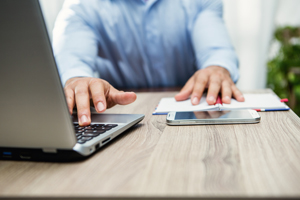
{"left": 52, "top": 0, "right": 98, "bottom": 86}
{"left": 191, "top": 0, "right": 239, "bottom": 82}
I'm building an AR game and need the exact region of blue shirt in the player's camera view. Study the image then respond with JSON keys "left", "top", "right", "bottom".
{"left": 53, "top": 0, "right": 239, "bottom": 89}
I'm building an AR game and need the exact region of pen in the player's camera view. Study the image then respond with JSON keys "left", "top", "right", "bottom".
{"left": 280, "top": 98, "right": 289, "bottom": 102}
{"left": 215, "top": 95, "right": 223, "bottom": 105}
{"left": 254, "top": 108, "right": 290, "bottom": 112}
{"left": 152, "top": 112, "right": 168, "bottom": 115}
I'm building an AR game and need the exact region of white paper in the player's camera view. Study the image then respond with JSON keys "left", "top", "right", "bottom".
{"left": 221, "top": 94, "right": 288, "bottom": 110}
{"left": 153, "top": 93, "right": 288, "bottom": 114}
{"left": 154, "top": 96, "right": 219, "bottom": 113}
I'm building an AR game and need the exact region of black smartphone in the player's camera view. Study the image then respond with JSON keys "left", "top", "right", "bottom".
{"left": 166, "top": 109, "right": 261, "bottom": 125}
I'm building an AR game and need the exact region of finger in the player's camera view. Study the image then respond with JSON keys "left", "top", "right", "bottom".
{"left": 221, "top": 81, "right": 232, "bottom": 104}
{"left": 113, "top": 92, "right": 137, "bottom": 105}
{"left": 74, "top": 84, "right": 91, "bottom": 126}
{"left": 89, "top": 79, "right": 107, "bottom": 113}
{"left": 64, "top": 87, "right": 75, "bottom": 114}
{"left": 206, "top": 76, "right": 221, "bottom": 105}
{"left": 231, "top": 85, "right": 245, "bottom": 102}
{"left": 107, "top": 87, "right": 137, "bottom": 108}
{"left": 191, "top": 73, "right": 208, "bottom": 105}
{"left": 175, "top": 76, "right": 194, "bottom": 101}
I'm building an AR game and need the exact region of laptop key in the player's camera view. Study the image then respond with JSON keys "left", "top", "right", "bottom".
{"left": 95, "top": 130, "right": 106, "bottom": 134}
{"left": 94, "top": 127, "right": 111, "bottom": 130}
{"left": 82, "top": 133, "right": 99, "bottom": 137}
{"left": 90, "top": 124, "right": 99, "bottom": 128}
{"left": 81, "top": 136, "right": 92, "bottom": 141}
{"left": 86, "top": 129, "right": 106, "bottom": 133}
{"left": 105, "top": 124, "right": 118, "bottom": 128}
{"left": 85, "top": 130, "right": 99, "bottom": 133}
{"left": 92, "top": 124, "right": 105, "bottom": 127}
{"left": 77, "top": 139, "right": 86, "bottom": 144}
{"left": 76, "top": 127, "right": 85, "bottom": 130}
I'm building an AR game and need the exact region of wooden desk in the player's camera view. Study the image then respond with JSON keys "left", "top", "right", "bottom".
{"left": 1, "top": 90, "right": 300, "bottom": 199}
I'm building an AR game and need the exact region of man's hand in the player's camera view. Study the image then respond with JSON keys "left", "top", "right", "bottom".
{"left": 175, "top": 65, "right": 244, "bottom": 105}
{"left": 64, "top": 77, "right": 137, "bottom": 126}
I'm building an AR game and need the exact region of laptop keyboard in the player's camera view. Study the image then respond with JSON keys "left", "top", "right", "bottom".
{"left": 74, "top": 124, "right": 118, "bottom": 144}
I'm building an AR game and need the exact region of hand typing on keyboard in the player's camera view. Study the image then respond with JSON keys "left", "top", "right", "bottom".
{"left": 64, "top": 77, "right": 136, "bottom": 126}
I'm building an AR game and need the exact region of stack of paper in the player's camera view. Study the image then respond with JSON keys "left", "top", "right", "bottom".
{"left": 153, "top": 93, "right": 289, "bottom": 115}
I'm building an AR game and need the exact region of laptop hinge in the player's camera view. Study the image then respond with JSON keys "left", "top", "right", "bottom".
{"left": 42, "top": 148, "right": 57, "bottom": 153}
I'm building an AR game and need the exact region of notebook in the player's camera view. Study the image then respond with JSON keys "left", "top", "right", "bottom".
{"left": 0, "top": 0, "right": 144, "bottom": 162}
{"left": 153, "top": 93, "right": 290, "bottom": 115}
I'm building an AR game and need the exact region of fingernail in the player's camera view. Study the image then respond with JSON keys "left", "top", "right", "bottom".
{"left": 97, "top": 102, "right": 105, "bottom": 112}
{"left": 224, "top": 96, "right": 230, "bottom": 101}
{"left": 80, "top": 115, "right": 88, "bottom": 124}
{"left": 208, "top": 96, "right": 215, "bottom": 103}
{"left": 192, "top": 97, "right": 199, "bottom": 105}
{"left": 240, "top": 95, "right": 245, "bottom": 101}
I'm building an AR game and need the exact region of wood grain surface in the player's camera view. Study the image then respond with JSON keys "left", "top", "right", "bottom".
{"left": 0, "top": 90, "right": 299, "bottom": 199}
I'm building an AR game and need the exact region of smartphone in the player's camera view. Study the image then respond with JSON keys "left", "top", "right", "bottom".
{"left": 166, "top": 109, "right": 260, "bottom": 125}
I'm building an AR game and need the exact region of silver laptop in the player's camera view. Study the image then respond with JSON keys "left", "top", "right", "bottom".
{"left": 0, "top": 0, "right": 144, "bottom": 161}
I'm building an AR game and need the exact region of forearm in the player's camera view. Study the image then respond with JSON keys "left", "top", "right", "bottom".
{"left": 52, "top": 1, "right": 98, "bottom": 86}
{"left": 192, "top": 0, "right": 239, "bottom": 82}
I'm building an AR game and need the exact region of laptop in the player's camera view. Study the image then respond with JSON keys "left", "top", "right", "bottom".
{"left": 0, "top": 0, "right": 144, "bottom": 162}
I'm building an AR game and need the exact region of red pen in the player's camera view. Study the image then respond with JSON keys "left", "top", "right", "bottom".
{"left": 215, "top": 95, "right": 223, "bottom": 105}
{"left": 280, "top": 98, "right": 288, "bottom": 102}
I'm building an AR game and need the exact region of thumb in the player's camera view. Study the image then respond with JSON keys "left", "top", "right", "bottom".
{"left": 106, "top": 86, "right": 137, "bottom": 108}
{"left": 112, "top": 91, "right": 137, "bottom": 105}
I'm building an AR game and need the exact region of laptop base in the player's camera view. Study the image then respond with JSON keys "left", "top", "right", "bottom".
{"left": 0, "top": 147, "right": 89, "bottom": 162}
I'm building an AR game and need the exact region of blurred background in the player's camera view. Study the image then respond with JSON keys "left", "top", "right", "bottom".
{"left": 40, "top": 0, "right": 300, "bottom": 115}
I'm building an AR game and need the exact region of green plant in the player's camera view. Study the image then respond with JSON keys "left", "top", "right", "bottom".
{"left": 267, "top": 26, "right": 300, "bottom": 116}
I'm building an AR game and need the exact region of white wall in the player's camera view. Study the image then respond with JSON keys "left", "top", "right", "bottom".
{"left": 40, "top": 0, "right": 300, "bottom": 91}
{"left": 39, "top": 0, "right": 65, "bottom": 40}
{"left": 223, "top": 0, "right": 278, "bottom": 90}
{"left": 223, "top": 0, "right": 300, "bottom": 90}
{"left": 276, "top": 0, "right": 300, "bottom": 26}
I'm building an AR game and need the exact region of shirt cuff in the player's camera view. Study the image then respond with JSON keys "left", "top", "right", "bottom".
{"left": 196, "top": 51, "right": 239, "bottom": 83}
{"left": 60, "top": 68, "right": 94, "bottom": 87}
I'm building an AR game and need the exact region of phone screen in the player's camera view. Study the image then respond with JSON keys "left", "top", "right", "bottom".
{"left": 175, "top": 110, "right": 253, "bottom": 120}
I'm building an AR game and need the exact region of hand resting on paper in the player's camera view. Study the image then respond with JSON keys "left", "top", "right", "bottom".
{"left": 175, "top": 65, "right": 245, "bottom": 105}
